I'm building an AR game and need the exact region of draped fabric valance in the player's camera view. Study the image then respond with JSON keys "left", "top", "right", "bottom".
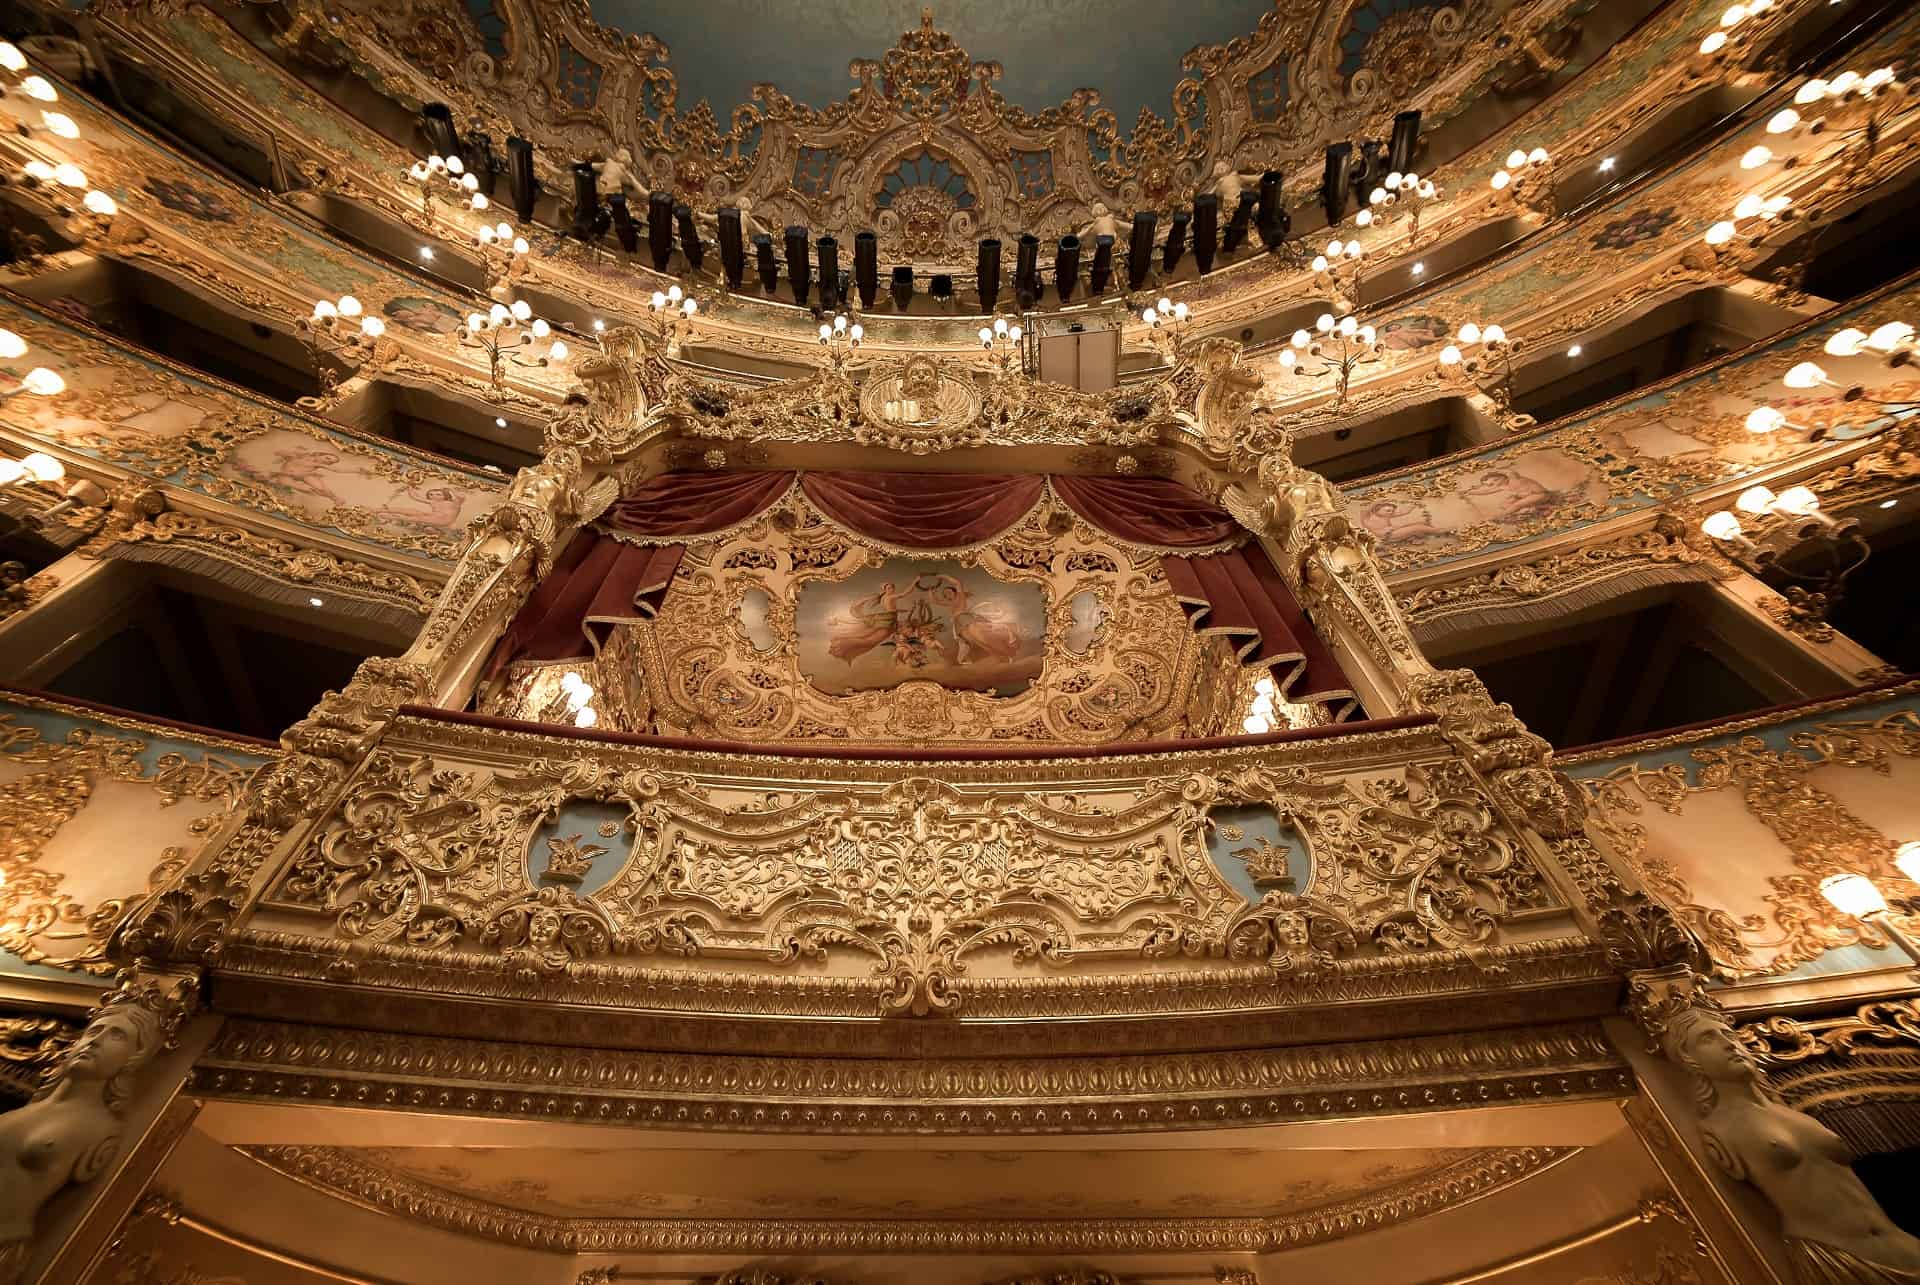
{"left": 484, "top": 469, "right": 1353, "bottom": 717}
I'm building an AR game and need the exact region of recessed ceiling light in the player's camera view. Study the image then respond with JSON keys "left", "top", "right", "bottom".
{"left": 308, "top": 596, "right": 324, "bottom": 607}
{"left": 418, "top": 246, "right": 434, "bottom": 261}
{"left": 1881, "top": 499, "right": 1898, "bottom": 509}
{"left": 1411, "top": 261, "right": 1425, "bottom": 276}
{"left": 592, "top": 319, "right": 606, "bottom": 332}
{"left": 1599, "top": 157, "right": 1617, "bottom": 173}
{"left": 1567, "top": 344, "right": 1583, "bottom": 357}
{"left": 494, "top": 416, "right": 508, "bottom": 428}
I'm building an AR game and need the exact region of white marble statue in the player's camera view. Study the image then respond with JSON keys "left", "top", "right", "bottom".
{"left": 591, "top": 147, "right": 651, "bottom": 203}
{"left": 0, "top": 1001, "right": 165, "bottom": 1280}
{"left": 1665, "top": 1007, "right": 1920, "bottom": 1283}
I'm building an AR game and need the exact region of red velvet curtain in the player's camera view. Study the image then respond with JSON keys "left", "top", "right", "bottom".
{"left": 1164, "top": 542, "right": 1353, "bottom": 714}
{"left": 484, "top": 470, "right": 1353, "bottom": 717}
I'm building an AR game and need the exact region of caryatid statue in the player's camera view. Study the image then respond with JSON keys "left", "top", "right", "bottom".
{"left": 1664, "top": 1005, "right": 1920, "bottom": 1283}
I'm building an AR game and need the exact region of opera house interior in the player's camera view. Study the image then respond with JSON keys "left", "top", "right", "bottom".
{"left": 2, "top": 0, "right": 1920, "bottom": 1280}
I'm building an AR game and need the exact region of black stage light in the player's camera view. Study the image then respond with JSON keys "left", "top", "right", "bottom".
{"left": 1256, "top": 170, "right": 1287, "bottom": 249}
{"left": 676, "top": 203, "right": 703, "bottom": 271}
{"left": 420, "top": 102, "right": 460, "bottom": 159}
{"left": 718, "top": 206, "right": 746, "bottom": 289}
{"left": 1192, "top": 194, "right": 1219, "bottom": 274}
{"left": 1088, "top": 235, "right": 1113, "bottom": 294}
{"left": 976, "top": 238, "right": 1001, "bottom": 313}
{"left": 1389, "top": 109, "right": 1422, "bottom": 175}
{"left": 1223, "top": 190, "right": 1256, "bottom": 253}
{"left": 855, "top": 231, "right": 879, "bottom": 310}
{"left": 1161, "top": 208, "right": 1190, "bottom": 273}
{"left": 1127, "top": 211, "right": 1158, "bottom": 290}
{"left": 1321, "top": 142, "right": 1354, "bottom": 226}
{"left": 506, "top": 137, "right": 537, "bottom": 223}
{"left": 784, "top": 226, "right": 811, "bottom": 305}
{"left": 647, "top": 191, "right": 674, "bottom": 269}
{"left": 1351, "top": 140, "right": 1388, "bottom": 204}
{"left": 608, "top": 192, "right": 638, "bottom": 253}
{"left": 816, "top": 236, "right": 840, "bottom": 310}
{"left": 1054, "top": 234, "right": 1081, "bottom": 302}
{"left": 754, "top": 233, "right": 778, "bottom": 293}
{"left": 890, "top": 265, "right": 914, "bottom": 311}
{"left": 461, "top": 131, "right": 497, "bottom": 198}
{"left": 930, "top": 273, "right": 954, "bottom": 304}
{"left": 1014, "top": 233, "right": 1041, "bottom": 309}
{"left": 569, "top": 162, "right": 603, "bottom": 241}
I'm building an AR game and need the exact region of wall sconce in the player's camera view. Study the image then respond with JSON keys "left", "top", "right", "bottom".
{"left": 458, "top": 299, "right": 566, "bottom": 387}
{"left": 1489, "top": 147, "right": 1556, "bottom": 217}
{"left": 299, "top": 296, "right": 385, "bottom": 394}
{"left": 1280, "top": 312, "right": 1382, "bottom": 409}
{"left": 1359, "top": 169, "right": 1440, "bottom": 247}
{"left": 1819, "top": 860, "right": 1920, "bottom": 966}
{"left": 404, "top": 153, "right": 480, "bottom": 227}
{"left": 0, "top": 327, "right": 62, "bottom": 402}
{"left": 1438, "top": 320, "right": 1526, "bottom": 422}
{"left": 645, "top": 284, "right": 700, "bottom": 358}
{"left": 817, "top": 312, "right": 864, "bottom": 371}
{"left": 473, "top": 220, "right": 532, "bottom": 299}
{"left": 1770, "top": 68, "right": 1905, "bottom": 169}
{"left": 1309, "top": 238, "right": 1366, "bottom": 311}
{"left": 1696, "top": 0, "right": 1776, "bottom": 60}
{"left": 977, "top": 315, "right": 1024, "bottom": 376}
{"left": 1701, "top": 483, "right": 1868, "bottom": 630}
{"left": 1139, "top": 296, "right": 1192, "bottom": 359}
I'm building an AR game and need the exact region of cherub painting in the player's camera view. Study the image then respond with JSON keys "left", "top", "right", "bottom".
{"left": 797, "top": 560, "right": 1045, "bottom": 697}
{"left": 225, "top": 429, "right": 487, "bottom": 537}
{"left": 1352, "top": 447, "right": 1607, "bottom": 548}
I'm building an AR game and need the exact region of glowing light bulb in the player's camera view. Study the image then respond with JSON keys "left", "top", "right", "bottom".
{"left": 1735, "top": 485, "right": 1777, "bottom": 514}
{"left": 337, "top": 295, "right": 362, "bottom": 318}
{"left": 1721, "top": 4, "right": 1747, "bottom": 25}
{"left": 477, "top": 226, "right": 496, "bottom": 245}
{"left": 19, "top": 76, "right": 55, "bottom": 102}
{"left": 18, "top": 368, "right": 62, "bottom": 396}
{"left": 19, "top": 452, "right": 60, "bottom": 481}
{"left": 20, "top": 161, "right": 52, "bottom": 183}
{"left": 549, "top": 340, "right": 569, "bottom": 361}
{"left": 427, "top": 155, "right": 446, "bottom": 172}
{"left": 1766, "top": 108, "right": 1801, "bottom": 134}
{"left": 1316, "top": 313, "right": 1335, "bottom": 332}
{"left": 1704, "top": 221, "right": 1737, "bottom": 246}
{"left": 1506, "top": 150, "right": 1527, "bottom": 170}
{"left": 1699, "top": 32, "right": 1728, "bottom": 55}
{"left": 0, "top": 43, "right": 25, "bottom": 72}
{"left": 1325, "top": 241, "right": 1343, "bottom": 258}
{"left": 444, "top": 155, "right": 464, "bottom": 175}
{"left": 978, "top": 327, "right": 993, "bottom": 346}
{"left": 1457, "top": 322, "right": 1482, "bottom": 345}
{"left": 1310, "top": 255, "right": 1329, "bottom": 272}
{"left": 849, "top": 324, "right": 863, "bottom": 342}
{"left": 1338, "top": 315, "right": 1357, "bottom": 335}
{"left": 1279, "top": 349, "right": 1297, "bottom": 368}
{"left": 1896, "top": 842, "right": 1920, "bottom": 884}
{"left": 0, "top": 331, "right": 25, "bottom": 360}
{"left": 666, "top": 285, "right": 683, "bottom": 304}
{"left": 1774, "top": 485, "right": 1820, "bottom": 515}
{"left": 466, "top": 312, "right": 485, "bottom": 331}
{"left": 683, "top": 299, "right": 699, "bottom": 317}
{"left": 0, "top": 460, "right": 25, "bottom": 485}
{"left": 833, "top": 314, "right": 848, "bottom": 332}
{"left": 510, "top": 299, "right": 532, "bottom": 322}
{"left": 360, "top": 316, "right": 385, "bottom": 338}
{"left": 471, "top": 193, "right": 489, "bottom": 210}
{"left": 49, "top": 162, "right": 84, "bottom": 189}
{"left": 1824, "top": 328, "right": 1867, "bottom": 357}
{"left": 1567, "top": 343, "right": 1583, "bottom": 358}
{"left": 1820, "top": 872, "right": 1886, "bottom": 918}
{"left": 511, "top": 237, "right": 529, "bottom": 255}
{"left": 1734, "top": 193, "right": 1766, "bottom": 221}
{"left": 574, "top": 707, "right": 598, "bottom": 729}
{"left": 1744, "top": 407, "right": 1786, "bottom": 433}
{"left": 313, "top": 300, "right": 338, "bottom": 320}
{"left": 39, "top": 111, "right": 77, "bottom": 139}
{"left": 530, "top": 319, "right": 550, "bottom": 339}
{"left": 1783, "top": 361, "right": 1827, "bottom": 389}
{"left": 1527, "top": 147, "right": 1550, "bottom": 165}
{"left": 1700, "top": 510, "right": 1742, "bottom": 540}
{"left": 1740, "top": 146, "right": 1772, "bottom": 170}
{"left": 1483, "top": 324, "right": 1506, "bottom": 344}
{"left": 1866, "top": 322, "right": 1915, "bottom": 352}
{"left": 1490, "top": 169, "right": 1511, "bottom": 191}
{"left": 1291, "top": 329, "right": 1310, "bottom": 348}
{"left": 1795, "top": 78, "right": 1829, "bottom": 105}
{"left": 1439, "top": 344, "right": 1462, "bottom": 366}
{"left": 1830, "top": 71, "right": 1861, "bottom": 96}
{"left": 81, "top": 190, "right": 114, "bottom": 216}
{"left": 820, "top": 322, "right": 834, "bottom": 341}
{"left": 489, "top": 303, "right": 510, "bottom": 324}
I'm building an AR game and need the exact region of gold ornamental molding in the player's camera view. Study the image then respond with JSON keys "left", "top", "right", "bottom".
{"left": 189, "top": 1016, "right": 1630, "bottom": 1138}
{"left": 239, "top": 1142, "right": 1576, "bottom": 1254}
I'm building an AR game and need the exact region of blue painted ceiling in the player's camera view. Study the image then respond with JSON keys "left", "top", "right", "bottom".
{"left": 582, "top": 1, "right": 1279, "bottom": 123}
